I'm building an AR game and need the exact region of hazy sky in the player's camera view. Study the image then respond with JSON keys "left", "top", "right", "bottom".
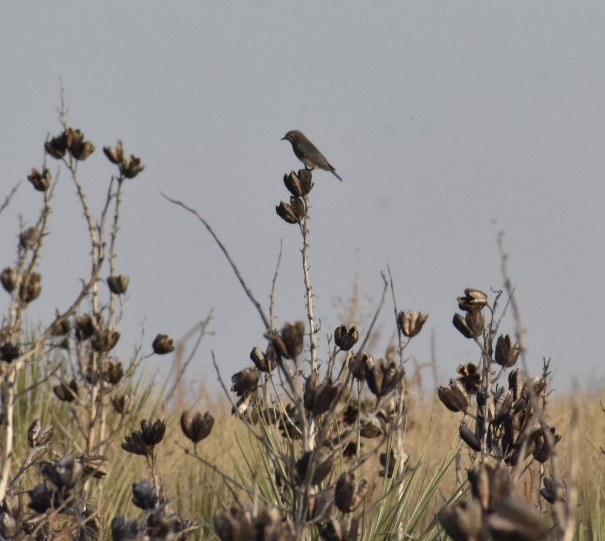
{"left": 1, "top": 2, "right": 604, "bottom": 392}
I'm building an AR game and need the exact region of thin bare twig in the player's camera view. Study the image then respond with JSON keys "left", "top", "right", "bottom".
{"left": 0, "top": 182, "right": 20, "bottom": 217}
{"left": 358, "top": 271, "right": 388, "bottom": 354}
{"left": 162, "top": 193, "right": 271, "bottom": 331}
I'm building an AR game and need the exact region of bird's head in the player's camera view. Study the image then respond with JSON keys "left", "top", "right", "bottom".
{"left": 281, "top": 130, "right": 305, "bottom": 143}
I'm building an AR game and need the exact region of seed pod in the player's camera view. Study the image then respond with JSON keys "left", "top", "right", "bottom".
{"left": 468, "top": 463, "right": 511, "bottom": 512}
{"left": 140, "top": 419, "right": 166, "bottom": 446}
{"left": 334, "top": 325, "right": 359, "bottom": 351}
{"left": 121, "top": 431, "right": 150, "bottom": 456}
{"left": 335, "top": 472, "right": 368, "bottom": 513}
{"left": 111, "top": 393, "right": 132, "bottom": 415}
{"left": 111, "top": 515, "right": 139, "bottom": 541}
{"left": 0, "top": 343, "right": 20, "bottom": 363}
{"left": 20, "top": 227, "right": 39, "bottom": 249}
{"left": 296, "top": 450, "right": 333, "bottom": 486}
{"left": 437, "top": 380, "right": 469, "bottom": 413}
{"left": 107, "top": 275, "right": 129, "bottom": 295}
{"left": 303, "top": 372, "right": 339, "bottom": 415}
{"left": 53, "top": 379, "right": 78, "bottom": 402}
{"left": 495, "top": 334, "right": 520, "bottom": 368}
{"left": 265, "top": 321, "right": 305, "bottom": 360}
{"left": 457, "top": 363, "right": 481, "bottom": 394}
{"left": 452, "top": 311, "right": 484, "bottom": 339}
{"left": 50, "top": 319, "right": 71, "bottom": 337}
{"left": 28, "top": 419, "right": 54, "bottom": 448}
{"left": 103, "top": 141, "right": 124, "bottom": 164}
{"left": 102, "top": 361, "right": 124, "bottom": 385}
{"left": 41, "top": 456, "right": 83, "bottom": 490}
{"left": 457, "top": 288, "right": 488, "bottom": 312}
{"left": 45, "top": 132, "right": 68, "bottom": 159}
{"left": 397, "top": 311, "right": 429, "bottom": 338}
{"left": 488, "top": 497, "right": 548, "bottom": 541}
{"left": 250, "top": 346, "right": 277, "bottom": 373}
{"left": 66, "top": 128, "right": 95, "bottom": 161}
{"left": 366, "top": 359, "right": 403, "bottom": 397}
{"left": 438, "top": 498, "right": 483, "bottom": 541}
{"left": 0, "top": 268, "right": 17, "bottom": 293}
{"left": 459, "top": 422, "right": 481, "bottom": 452}
{"left": 91, "top": 329, "right": 120, "bottom": 352}
{"left": 283, "top": 169, "right": 313, "bottom": 197}
{"left": 180, "top": 410, "right": 214, "bottom": 444}
{"left": 120, "top": 155, "right": 145, "bottom": 179}
{"left": 80, "top": 454, "right": 110, "bottom": 479}
{"left": 132, "top": 479, "right": 158, "bottom": 510}
{"left": 231, "top": 367, "right": 259, "bottom": 398}
{"left": 349, "top": 353, "right": 374, "bottom": 381}
{"left": 152, "top": 333, "right": 174, "bottom": 354}
{"left": 19, "top": 273, "right": 42, "bottom": 304}
{"left": 27, "top": 167, "right": 52, "bottom": 192}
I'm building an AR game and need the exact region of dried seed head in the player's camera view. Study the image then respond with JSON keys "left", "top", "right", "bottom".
{"left": 397, "top": 311, "right": 429, "bottom": 338}
{"left": 111, "top": 393, "right": 132, "bottom": 415}
{"left": 231, "top": 367, "right": 259, "bottom": 397}
{"left": 0, "top": 343, "right": 21, "bottom": 363}
{"left": 0, "top": 268, "right": 17, "bottom": 293}
{"left": 27, "top": 167, "right": 52, "bottom": 192}
{"left": 28, "top": 419, "right": 54, "bottom": 448}
{"left": 140, "top": 419, "right": 166, "bottom": 445}
{"left": 45, "top": 132, "right": 68, "bottom": 159}
{"left": 107, "top": 274, "right": 130, "bottom": 295}
{"left": 488, "top": 497, "right": 548, "bottom": 541}
{"left": 366, "top": 359, "right": 404, "bottom": 397}
{"left": 349, "top": 353, "right": 374, "bottom": 381}
{"left": 283, "top": 169, "right": 313, "bottom": 197}
{"left": 532, "top": 426, "right": 561, "bottom": 463}
{"left": 121, "top": 431, "right": 150, "bottom": 456}
{"left": 75, "top": 313, "right": 103, "bottom": 341}
{"left": 111, "top": 515, "right": 139, "bottom": 541}
{"left": 495, "top": 334, "right": 520, "bottom": 368}
{"left": 437, "top": 380, "right": 469, "bottom": 413}
{"left": 378, "top": 449, "right": 407, "bottom": 478}
{"left": 102, "top": 360, "right": 124, "bottom": 385}
{"left": 53, "top": 379, "right": 78, "bottom": 402}
{"left": 50, "top": 319, "right": 71, "bottom": 337}
{"left": 459, "top": 422, "right": 481, "bottom": 452}
{"left": 457, "top": 363, "right": 481, "bottom": 394}
{"left": 92, "top": 329, "right": 121, "bottom": 352}
{"left": 120, "top": 155, "right": 145, "bottom": 179}
{"left": 266, "top": 321, "right": 305, "bottom": 360}
{"left": 27, "top": 483, "right": 55, "bottom": 513}
{"left": 468, "top": 462, "right": 510, "bottom": 512}
{"left": 296, "top": 450, "right": 333, "bottom": 486}
{"left": 152, "top": 333, "right": 175, "bottom": 354}
{"left": 19, "top": 272, "right": 42, "bottom": 304}
{"left": 303, "top": 372, "right": 339, "bottom": 415}
{"left": 540, "top": 477, "right": 565, "bottom": 504}
{"left": 180, "top": 410, "right": 214, "bottom": 444}
{"left": 79, "top": 454, "right": 110, "bottom": 479}
{"left": 359, "top": 413, "right": 386, "bottom": 438}
{"left": 66, "top": 128, "right": 96, "bottom": 161}
{"left": 41, "top": 455, "right": 83, "bottom": 490}
{"left": 276, "top": 196, "right": 305, "bottom": 224}
{"left": 457, "top": 288, "right": 488, "bottom": 312}
{"left": 103, "top": 141, "right": 124, "bottom": 165}
{"left": 452, "top": 310, "right": 484, "bottom": 339}
{"left": 250, "top": 346, "right": 277, "bottom": 373}
{"left": 20, "top": 227, "right": 40, "bottom": 249}
{"left": 437, "top": 498, "right": 483, "bottom": 541}
{"left": 132, "top": 479, "right": 158, "bottom": 510}
{"left": 334, "top": 325, "right": 359, "bottom": 351}
{"left": 335, "top": 472, "right": 369, "bottom": 513}
{"left": 492, "top": 388, "right": 513, "bottom": 424}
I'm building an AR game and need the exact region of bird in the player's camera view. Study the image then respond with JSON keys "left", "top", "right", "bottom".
{"left": 281, "top": 130, "right": 343, "bottom": 181}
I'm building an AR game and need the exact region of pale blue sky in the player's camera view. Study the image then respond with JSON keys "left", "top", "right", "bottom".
{"left": 1, "top": 2, "right": 604, "bottom": 391}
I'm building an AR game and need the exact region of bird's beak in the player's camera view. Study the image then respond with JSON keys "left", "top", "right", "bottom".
{"left": 280, "top": 136, "right": 287, "bottom": 140}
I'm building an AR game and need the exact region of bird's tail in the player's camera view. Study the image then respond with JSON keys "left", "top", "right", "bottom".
{"left": 331, "top": 170, "right": 343, "bottom": 182}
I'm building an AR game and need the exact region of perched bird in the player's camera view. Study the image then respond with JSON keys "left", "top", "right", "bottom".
{"left": 281, "top": 130, "right": 343, "bottom": 181}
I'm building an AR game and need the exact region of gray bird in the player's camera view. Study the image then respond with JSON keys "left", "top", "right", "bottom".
{"left": 281, "top": 130, "right": 343, "bottom": 181}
